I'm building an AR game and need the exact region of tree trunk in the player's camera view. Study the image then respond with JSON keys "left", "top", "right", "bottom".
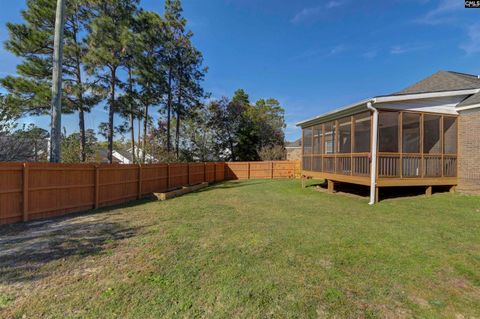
{"left": 72, "top": 12, "right": 86, "bottom": 162}
{"left": 107, "top": 68, "right": 116, "bottom": 164}
{"left": 142, "top": 104, "right": 148, "bottom": 164}
{"left": 175, "top": 87, "right": 182, "bottom": 160}
{"left": 175, "top": 111, "right": 180, "bottom": 160}
{"left": 79, "top": 109, "right": 86, "bottom": 162}
{"left": 49, "top": 0, "right": 66, "bottom": 163}
{"left": 128, "top": 66, "right": 136, "bottom": 164}
{"left": 166, "top": 66, "right": 172, "bottom": 153}
{"left": 137, "top": 117, "right": 141, "bottom": 160}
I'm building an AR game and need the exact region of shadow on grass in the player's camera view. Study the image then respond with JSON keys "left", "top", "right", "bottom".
{"left": 0, "top": 201, "right": 152, "bottom": 285}
{"left": 195, "top": 180, "right": 272, "bottom": 193}
{"left": 309, "top": 181, "right": 451, "bottom": 201}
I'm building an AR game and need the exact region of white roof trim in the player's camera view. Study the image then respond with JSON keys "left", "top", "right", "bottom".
{"left": 295, "top": 98, "right": 373, "bottom": 127}
{"left": 456, "top": 103, "right": 480, "bottom": 111}
{"left": 375, "top": 88, "right": 480, "bottom": 103}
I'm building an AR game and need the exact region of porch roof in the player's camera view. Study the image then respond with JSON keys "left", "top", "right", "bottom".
{"left": 297, "top": 71, "right": 480, "bottom": 128}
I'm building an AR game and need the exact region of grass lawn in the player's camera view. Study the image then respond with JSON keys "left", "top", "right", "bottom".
{"left": 1, "top": 180, "right": 480, "bottom": 318}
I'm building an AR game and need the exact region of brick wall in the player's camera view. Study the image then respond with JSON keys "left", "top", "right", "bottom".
{"left": 458, "top": 108, "right": 480, "bottom": 193}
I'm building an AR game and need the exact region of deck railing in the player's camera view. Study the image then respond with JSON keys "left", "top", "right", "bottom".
{"left": 303, "top": 153, "right": 457, "bottom": 179}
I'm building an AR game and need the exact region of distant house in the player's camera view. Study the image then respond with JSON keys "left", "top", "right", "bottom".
{"left": 96, "top": 147, "right": 158, "bottom": 164}
{"left": 285, "top": 139, "right": 302, "bottom": 161}
{"left": 297, "top": 70, "right": 480, "bottom": 203}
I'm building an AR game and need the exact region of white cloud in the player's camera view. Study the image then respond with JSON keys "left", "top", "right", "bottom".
{"left": 362, "top": 50, "right": 378, "bottom": 59}
{"left": 415, "top": 0, "right": 462, "bottom": 25}
{"left": 390, "top": 44, "right": 428, "bottom": 55}
{"left": 460, "top": 23, "right": 480, "bottom": 55}
{"left": 291, "top": 1, "right": 346, "bottom": 24}
{"left": 329, "top": 45, "right": 346, "bottom": 55}
{"left": 325, "top": 1, "right": 344, "bottom": 9}
{"left": 290, "top": 44, "right": 346, "bottom": 61}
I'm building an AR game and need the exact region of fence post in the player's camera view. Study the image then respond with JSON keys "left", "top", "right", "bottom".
{"left": 271, "top": 161, "right": 274, "bottom": 179}
{"left": 23, "top": 163, "right": 29, "bottom": 222}
{"left": 94, "top": 165, "right": 100, "bottom": 209}
{"left": 167, "top": 164, "right": 171, "bottom": 190}
{"left": 187, "top": 163, "right": 191, "bottom": 186}
{"left": 247, "top": 162, "right": 250, "bottom": 180}
{"left": 137, "top": 164, "right": 142, "bottom": 199}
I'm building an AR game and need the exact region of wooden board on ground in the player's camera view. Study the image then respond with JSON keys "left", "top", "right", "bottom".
{"left": 154, "top": 182, "right": 209, "bottom": 201}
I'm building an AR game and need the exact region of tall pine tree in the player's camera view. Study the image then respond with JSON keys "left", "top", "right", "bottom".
{"left": 84, "top": 0, "right": 139, "bottom": 163}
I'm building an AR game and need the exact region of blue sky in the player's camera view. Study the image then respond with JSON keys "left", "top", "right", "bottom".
{"left": 1, "top": 0, "right": 480, "bottom": 141}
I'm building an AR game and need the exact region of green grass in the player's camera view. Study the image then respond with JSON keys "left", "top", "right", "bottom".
{"left": 1, "top": 180, "right": 480, "bottom": 318}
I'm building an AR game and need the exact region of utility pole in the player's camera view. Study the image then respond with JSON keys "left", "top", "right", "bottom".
{"left": 49, "top": 0, "right": 66, "bottom": 163}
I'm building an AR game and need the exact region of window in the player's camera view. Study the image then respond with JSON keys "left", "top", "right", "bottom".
{"left": 402, "top": 113, "right": 420, "bottom": 153}
{"left": 379, "top": 112, "right": 399, "bottom": 152}
{"left": 313, "top": 125, "right": 323, "bottom": 154}
{"left": 324, "top": 122, "right": 336, "bottom": 154}
{"left": 354, "top": 112, "right": 371, "bottom": 152}
{"left": 303, "top": 128, "right": 312, "bottom": 155}
{"left": 424, "top": 115, "right": 441, "bottom": 154}
{"left": 338, "top": 117, "right": 351, "bottom": 153}
{"left": 444, "top": 117, "right": 457, "bottom": 154}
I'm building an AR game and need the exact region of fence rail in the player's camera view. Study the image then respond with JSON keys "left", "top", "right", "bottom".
{"left": 0, "top": 161, "right": 300, "bottom": 225}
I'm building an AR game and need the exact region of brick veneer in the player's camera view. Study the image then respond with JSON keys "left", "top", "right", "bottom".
{"left": 458, "top": 108, "right": 480, "bottom": 193}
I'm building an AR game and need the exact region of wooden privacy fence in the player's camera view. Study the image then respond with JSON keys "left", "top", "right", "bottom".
{"left": 0, "top": 161, "right": 300, "bottom": 225}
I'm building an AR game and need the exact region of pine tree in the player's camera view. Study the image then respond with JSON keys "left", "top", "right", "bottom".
{"left": 133, "top": 11, "right": 167, "bottom": 163}
{"left": 1, "top": 0, "right": 100, "bottom": 162}
{"left": 84, "top": 0, "right": 139, "bottom": 163}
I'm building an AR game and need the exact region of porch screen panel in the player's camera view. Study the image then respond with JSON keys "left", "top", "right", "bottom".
{"left": 338, "top": 117, "right": 351, "bottom": 153}
{"left": 424, "top": 115, "right": 441, "bottom": 154}
{"left": 312, "top": 125, "right": 323, "bottom": 171}
{"left": 379, "top": 112, "right": 399, "bottom": 152}
{"left": 302, "top": 128, "right": 313, "bottom": 170}
{"left": 402, "top": 113, "right": 420, "bottom": 153}
{"left": 443, "top": 117, "right": 457, "bottom": 154}
{"left": 324, "top": 122, "right": 336, "bottom": 154}
{"left": 313, "top": 125, "right": 322, "bottom": 154}
{"left": 354, "top": 112, "right": 371, "bottom": 152}
{"left": 423, "top": 115, "right": 441, "bottom": 177}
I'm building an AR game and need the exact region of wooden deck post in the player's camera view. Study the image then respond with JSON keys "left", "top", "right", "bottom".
{"left": 375, "top": 187, "right": 379, "bottom": 203}
{"left": 94, "top": 165, "right": 100, "bottom": 209}
{"left": 327, "top": 180, "right": 335, "bottom": 193}
{"left": 23, "top": 163, "right": 29, "bottom": 222}
{"left": 425, "top": 186, "right": 432, "bottom": 197}
{"left": 301, "top": 175, "right": 306, "bottom": 188}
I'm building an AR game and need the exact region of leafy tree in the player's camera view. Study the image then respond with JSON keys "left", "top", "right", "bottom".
{"left": 84, "top": 0, "right": 139, "bottom": 163}
{"left": 61, "top": 129, "right": 98, "bottom": 163}
{"left": 0, "top": 124, "right": 49, "bottom": 162}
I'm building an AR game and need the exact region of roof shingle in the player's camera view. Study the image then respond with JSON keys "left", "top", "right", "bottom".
{"left": 394, "top": 71, "right": 480, "bottom": 95}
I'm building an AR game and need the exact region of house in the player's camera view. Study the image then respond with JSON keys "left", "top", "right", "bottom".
{"left": 285, "top": 139, "right": 302, "bottom": 161}
{"left": 96, "top": 147, "right": 158, "bottom": 164}
{"left": 297, "top": 71, "right": 480, "bottom": 204}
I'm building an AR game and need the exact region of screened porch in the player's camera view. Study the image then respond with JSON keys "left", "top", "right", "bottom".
{"left": 301, "top": 110, "right": 458, "bottom": 187}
